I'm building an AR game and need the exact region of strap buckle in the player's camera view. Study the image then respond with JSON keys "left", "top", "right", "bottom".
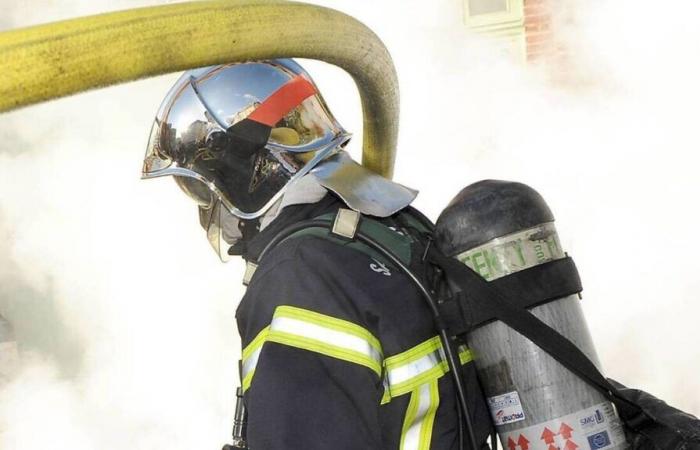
{"left": 242, "top": 261, "right": 258, "bottom": 286}
{"left": 332, "top": 208, "right": 361, "bottom": 239}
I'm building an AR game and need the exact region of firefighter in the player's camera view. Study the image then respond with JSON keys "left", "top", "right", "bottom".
{"left": 141, "top": 59, "right": 494, "bottom": 450}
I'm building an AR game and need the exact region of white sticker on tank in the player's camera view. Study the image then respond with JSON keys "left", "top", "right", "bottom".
{"left": 487, "top": 390, "right": 526, "bottom": 425}
{"left": 500, "top": 402, "right": 626, "bottom": 450}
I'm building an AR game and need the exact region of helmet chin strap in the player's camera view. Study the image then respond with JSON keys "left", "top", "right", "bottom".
{"left": 208, "top": 175, "right": 326, "bottom": 260}
{"left": 227, "top": 218, "right": 260, "bottom": 256}
{"left": 226, "top": 174, "right": 328, "bottom": 257}
{"left": 199, "top": 199, "right": 261, "bottom": 261}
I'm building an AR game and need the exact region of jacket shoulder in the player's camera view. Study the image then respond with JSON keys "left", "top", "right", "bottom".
{"left": 248, "top": 234, "right": 354, "bottom": 283}
{"left": 237, "top": 235, "right": 385, "bottom": 343}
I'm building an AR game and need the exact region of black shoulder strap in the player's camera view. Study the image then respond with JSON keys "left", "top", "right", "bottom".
{"left": 439, "top": 257, "right": 583, "bottom": 334}
{"left": 428, "top": 247, "right": 654, "bottom": 431}
{"left": 257, "top": 209, "right": 416, "bottom": 268}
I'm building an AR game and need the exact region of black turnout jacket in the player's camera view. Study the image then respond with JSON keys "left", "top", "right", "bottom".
{"left": 236, "top": 195, "right": 493, "bottom": 450}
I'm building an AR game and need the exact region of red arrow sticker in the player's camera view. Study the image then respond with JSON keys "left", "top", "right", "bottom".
{"left": 507, "top": 436, "right": 518, "bottom": 450}
{"left": 564, "top": 439, "right": 579, "bottom": 450}
{"left": 559, "top": 422, "right": 574, "bottom": 440}
{"left": 517, "top": 434, "right": 530, "bottom": 450}
{"left": 541, "top": 427, "right": 556, "bottom": 445}
{"left": 500, "top": 402, "right": 625, "bottom": 450}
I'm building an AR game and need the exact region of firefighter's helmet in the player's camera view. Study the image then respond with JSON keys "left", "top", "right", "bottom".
{"left": 142, "top": 59, "right": 350, "bottom": 220}
{"left": 143, "top": 59, "right": 418, "bottom": 261}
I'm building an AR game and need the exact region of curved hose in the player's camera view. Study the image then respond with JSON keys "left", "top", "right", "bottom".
{"left": 0, "top": 0, "right": 399, "bottom": 178}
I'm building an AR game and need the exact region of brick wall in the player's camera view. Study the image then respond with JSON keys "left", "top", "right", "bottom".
{"left": 524, "top": 0, "right": 553, "bottom": 62}
{"left": 524, "top": 0, "right": 574, "bottom": 84}
{"left": 463, "top": 0, "right": 575, "bottom": 79}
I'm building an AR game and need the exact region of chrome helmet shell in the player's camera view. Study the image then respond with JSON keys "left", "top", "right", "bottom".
{"left": 142, "top": 59, "right": 350, "bottom": 220}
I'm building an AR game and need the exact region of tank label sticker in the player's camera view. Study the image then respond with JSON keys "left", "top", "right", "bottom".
{"left": 488, "top": 390, "right": 526, "bottom": 426}
{"left": 500, "top": 402, "right": 626, "bottom": 450}
{"left": 456, "top": 222, "right": 564, "bottom": 281}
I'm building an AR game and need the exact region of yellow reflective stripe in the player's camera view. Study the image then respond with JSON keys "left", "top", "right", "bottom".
{"left": 381, "top": 389, "right": 392, "bottom": 405}
{"left": 266, "top": 330, "right": 383, "bottom": 376}
{"left": 241, "top": 326, "right": 269, "bottom": 393}
{"left": 400, "top": 384, "right": 420, "bottom": 450}
{"left": 420, "top": 381, "right": 440, "bottom": 450}
{"left": 458, "top": 346, "right": 473, "bottom": 365}
{"left": 274, "top": 306, "right": 382, "bottom": 353}
{"left": 243, "top": 326, "right": 269, "bottom": 360}
{"left": 240, "top": 306, "right": 383, "bottom": 392}
{"left": 390, "top": 365, "right": 444, "bottom": 397}
{"left": 242, "top": 369, "right": 255, "bottom": 392}
{"left": 384, "top": 337, "right": 473, "bottom": 399}
{"left": 400, "top": 379, "right": 440, "bottom": 450}
{"left": 380, "top": 375, "right": 393, "bottom": 405}
{"left": 385, "top": 336, "right": 442, "bottom": 369}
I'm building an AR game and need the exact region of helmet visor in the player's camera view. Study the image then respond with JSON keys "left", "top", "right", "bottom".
{"left": 199, "top": 199, "right": 242, "bottom": 262}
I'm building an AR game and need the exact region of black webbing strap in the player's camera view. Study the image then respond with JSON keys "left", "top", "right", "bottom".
{"left": 428, "top": 247, "right": 654, "bottom": 431}
{"left": 439, "top": 257, "right": 583, "bottom": 335}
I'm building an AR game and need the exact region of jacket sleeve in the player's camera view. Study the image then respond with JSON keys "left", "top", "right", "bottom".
{"left": 236, "top": 238, "right": 386, "bottom": 450}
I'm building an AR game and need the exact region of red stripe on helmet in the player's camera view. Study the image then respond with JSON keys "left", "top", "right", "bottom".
{"left": 247, "top": 76, "right": 317, "bottom": 127}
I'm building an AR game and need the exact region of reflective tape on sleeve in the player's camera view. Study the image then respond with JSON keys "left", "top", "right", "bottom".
{"left": 241, "top": 326, "right": 269, "bottom": 392}
{"left": 384, "top": 337, "right": 473, "bottom": 398}
{"left": 267, "top": 306, "right": 383, "bottom": 376}
{"left": 240, "top": 306, "right": 383, "bottom": 392}
{"left": 390, "top": 340, "right": 471, "bottom": 449}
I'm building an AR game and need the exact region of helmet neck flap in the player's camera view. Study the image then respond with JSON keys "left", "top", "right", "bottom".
{"left": 311, "top": 151, "right": 417, "bottom": 218}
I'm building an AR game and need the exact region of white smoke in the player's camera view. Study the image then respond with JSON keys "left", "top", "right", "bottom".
{"left": 0, "top": 0, "right": 698, "bottom": 448}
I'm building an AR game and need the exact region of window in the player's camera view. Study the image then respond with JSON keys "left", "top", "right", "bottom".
{"left": 464, "top": 0, "right": 524, "bottom": 30}
{"left": 464, "top": 0, "right": 526, "bottom": 62}
{"left": 468, "top": 0, "right": 509, "bottom": 16}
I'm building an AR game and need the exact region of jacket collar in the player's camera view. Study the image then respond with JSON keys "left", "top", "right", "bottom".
{"left": 243, "top": 194, "right": 344, "bottom": 262}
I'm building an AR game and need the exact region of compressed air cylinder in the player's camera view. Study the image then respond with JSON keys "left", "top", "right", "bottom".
{"left": 435, "top": 180, "right": 627, "bottom": 450}
{"left": 0, "top": 313, "right": 19, "bottom": 382}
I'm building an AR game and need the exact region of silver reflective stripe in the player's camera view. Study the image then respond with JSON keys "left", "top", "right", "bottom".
{"left": 384, "top": 337, "right": 472, "bottom": 399}
{"left": 400, "top": 380, "right": 440, "bottom": 450}
{"left": 269, "top": 316, "right": 383, "bottom": 365}
{"left": 241, "top": 346, "right": 262, "bottom": 381}
{"left": 387, "top": 347, "right": 444, "bottom": 387}
{"left": 241, "top": 306, "right": 383, "bottom": 392}
{"left": 404, "top": 384, "right": 431, "bottom": 450}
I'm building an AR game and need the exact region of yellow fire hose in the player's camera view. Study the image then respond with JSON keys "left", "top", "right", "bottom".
{"left": 0, "top": 0, "right": 398, "bottom": 177}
